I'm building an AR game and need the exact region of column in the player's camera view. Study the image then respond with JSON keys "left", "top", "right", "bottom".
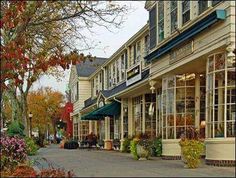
{"left": 121, "top": 99, "right": 124, "bottom": 140}
{"left": 89, "top": 121, "right": 92, "bottom": 134}
{"left": 94, "top": 121, "right": 97, "bottom": 135}
{"left": 142, "top": 94, "right": 145, "bottom": 134}
{"left": 128, "top": 98, "right": 133, "bottom": 137}
{"left": 195, "top": 74, "right": 200, "bottom": 129}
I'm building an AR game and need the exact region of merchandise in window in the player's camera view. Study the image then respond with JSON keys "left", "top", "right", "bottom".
{"left": 133, "top": 96, "right": 143, "bottom": 135}
{"left": 206, "top": 52, "right": 235, "bottom": 138}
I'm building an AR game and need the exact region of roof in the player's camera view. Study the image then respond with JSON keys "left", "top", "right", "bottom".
{"left": 76, "top": 57, "right": 108, "bottom": 77}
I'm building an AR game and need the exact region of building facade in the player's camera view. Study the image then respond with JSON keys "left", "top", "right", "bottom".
{"left": 68, "top": 0, "right": 235, "bottom": 166}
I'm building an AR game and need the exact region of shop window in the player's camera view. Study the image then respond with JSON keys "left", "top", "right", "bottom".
{"left": 162, "top": 74, "right": 199, "bottom": 139}
{"left": 123, "top": 99, "right": 128, "bottom": 138}
{"left": 198, "top": 0, "right": 208, "bottom": 15}
{"left": 158, "top": 1, "right": 164, "bottom": 42}
{"left": 133, "top": 96, "right": 143, "bottom": 135}
{"left": 110, "top": 118, "right": 114, "bottom": 139}
{"left": 206, "top": 52, "right": 235, "bottom": 138}
{"left": 156, "top": 89, "right": 162, "bottom": 137}
{"left": 170, "top": 1, "right": 178, "bottom": 33}
{"left": 149, "top": 5, "right": 157, "bottom": 49}
{"left": 98, "top": 120, "right": 105, "bottom": 141}
{"left": 80, "top": 121, "right": 89, "bottom": 141}
{"left": 73, "top": 123, "right": 78, "bottom": 140}
{"left": 145, "top": 93, "right": 156, "bottom": 138}
{"left": 182, "top": 0, "right": 190, "bottom": 25}
{"left": 114, "top": 117, "right": 121, "bottom": 139}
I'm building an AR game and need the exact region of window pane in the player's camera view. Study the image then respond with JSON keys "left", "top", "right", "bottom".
{"left": 176, "top": 127, "right": 185, "bottom": 139}
{"left": 212, "top": 0, "right": 223, "bottom": 6}
{"left": 198, "top": 0, "right": 208, "bottom": 14}
{"left": 227, "top": 121, "right": 235, "bottom": 137}
{"left": 167, "top": 127, "right": 175, "bottom": 139}
{"left": 214, "top": 122, "right": 224, "bottom": 137}
{"left": 215, "top": 53, "right": 225, "bottom": 70}
{"left": 208, "top": 56, "right": 214, "bottom": 72}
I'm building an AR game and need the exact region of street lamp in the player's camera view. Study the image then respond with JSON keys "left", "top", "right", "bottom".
{"left": 29, "top": 112, "right": 33, "bottom": 137}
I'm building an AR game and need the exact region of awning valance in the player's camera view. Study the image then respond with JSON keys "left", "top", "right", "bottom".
{"left": 80, "top": 101, "right": 121, "bottom": 120}
{"left": 93, "top": 101, "right": 121, "bottom": 117}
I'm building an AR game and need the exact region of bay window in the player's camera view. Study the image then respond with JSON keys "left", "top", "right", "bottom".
{"left": 206, "top": 52, "right": 235, "bottom": 138}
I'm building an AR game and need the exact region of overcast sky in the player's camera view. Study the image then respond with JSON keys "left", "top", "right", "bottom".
{"left": 32, "top": 1, "right": 148, "bottom": 94}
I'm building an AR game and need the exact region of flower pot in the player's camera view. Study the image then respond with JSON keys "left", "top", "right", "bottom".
{"left": 136, "top": 144, "right": 149, "bottom": 160}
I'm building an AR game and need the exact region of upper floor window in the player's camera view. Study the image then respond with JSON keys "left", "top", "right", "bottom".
{"left": 170, "top": 1, "right": 178, "bottom": 33}
{"left": 133, "top": 44, "right": 136, "bottom": 65}
{"left": 112, "top": 62, "right": 116, "bottom": 86}
{"left": 125, "top": 50, "right": 128, "bottom": 69}
{"left": 212, "top": 0, "right": 223, "bottom": 6}
{"left": 91, "top": 79, "right": 94, "bottom": 97}
{"left": 158, "top": 1, "right": 164, "bottom": 42}
{"left": 149, "top": 5, "right": 157, "bottom": 50}
{"left": 107, "top": 65, "right": 112, "bottom": 88}
{"left": 198, "top": 0, "right": 208, "bottom": 15}
{"left": 95, "top": 76, "right": 99, "bottom": 95}
{"left": 121, "top": 54, "right": 126, "bottom": 81}
{"left": 182, "top": 0, "right": 190, "bottom": 25}
{"left": 116, "top": 59, "right": 120, "bottom": 83}
{"left": 144, "top": 35, "right": 150, "bottom": 56}
{"left": 136, "top": 41, "right": 141, "bottom": 63}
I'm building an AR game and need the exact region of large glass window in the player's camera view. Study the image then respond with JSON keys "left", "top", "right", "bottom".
{"left": 162, "top": 74, "right": 198, "bottom": 139}
{"left": 170, "top": 1, "right": 178, "bottom": 33}
{"left": 206, "top": 52, "right": 235, "bottom": 138}
{"left": 123, "top": 99, "right": 128, "bottom": 138}
{"left": 114, "top": 117, "right": 121, "bottom": 139}
{"left": 182, "top": 0, "right": 190, "bottom": 25}
{"left": 156, "top": 89, "right": 162, "bottom": 137}
{"left": 158, "top": 1, "right": 164, "bottom": 42}
{"left": 98, "top": 120, "right": 105, "bottom": 141}
{"left": 198, "top": 0, "right": 208, "bottom": 15}
{"left": 80, "top": 121, "right": 89, "bottom": 141}
{"left": 133, "top": 96, "right": 143, "bottom": 135}
{"left": 145, "top": 93, "right": 156, "bottom": 138}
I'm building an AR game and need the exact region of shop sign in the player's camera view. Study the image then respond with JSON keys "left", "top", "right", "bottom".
{"left": 170, "top": 41, "right": 194, "bottom": 64}
{"left": 126, "top": 63, "right": 141, "bottom": 86}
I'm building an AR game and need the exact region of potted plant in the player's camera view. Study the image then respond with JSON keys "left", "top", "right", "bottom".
{"left": 130, "top": 133, "right": 151, "bottom": 160}
{"left": 179, "top": 126, "right": 204, "bottom": 168}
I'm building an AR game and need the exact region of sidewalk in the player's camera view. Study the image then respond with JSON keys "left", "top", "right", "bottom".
{"left": 30, "top": 144, "right": 235, "bottom": 177}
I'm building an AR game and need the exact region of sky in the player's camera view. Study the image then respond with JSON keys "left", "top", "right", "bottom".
{"left": 31, "top": 1, "right": 148, "bottom": 94}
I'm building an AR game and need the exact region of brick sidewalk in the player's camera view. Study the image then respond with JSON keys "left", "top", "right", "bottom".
{"left": 30, "top": 144, "right": 235, "bottom": 177}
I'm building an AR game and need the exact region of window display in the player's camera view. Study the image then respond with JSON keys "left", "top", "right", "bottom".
{"left": 206, "top": 52, "right": 235, "bottom": 138}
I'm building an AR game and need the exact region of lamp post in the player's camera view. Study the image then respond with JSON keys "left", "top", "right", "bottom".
{"left": 29, "top": 112, "right": 33, "bottom": 137}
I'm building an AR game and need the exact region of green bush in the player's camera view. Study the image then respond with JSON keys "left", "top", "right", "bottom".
{"left": 151, "top": 137, "right": 162, "bottom": 157}
{"left": 121, "top": 138, "right": 131, "bottom": 153}
{"left": 7, "top": 120, "right": 25, "bottom": 137}
{"left": 130, "top": 139, "right": 139, "bottom": 160}
{"left": 24, "top": 137, "right": 39, "bottom": 156}
{"left": 180, "top": 140, "right": 204, "bottom": 168}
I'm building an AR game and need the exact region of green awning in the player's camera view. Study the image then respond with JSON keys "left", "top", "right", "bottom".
{"left": 93, "top": 101, "right": 121, "bottom": 118}
{"left": 81, "top": 108, "right": 103, "bottom": 120}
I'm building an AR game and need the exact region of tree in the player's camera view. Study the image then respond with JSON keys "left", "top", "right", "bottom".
{"left": 27, "top": 87, "right": 64, "bottom": 146}
{"left": 0, "top": 1, "right": 129, "bottom": 135}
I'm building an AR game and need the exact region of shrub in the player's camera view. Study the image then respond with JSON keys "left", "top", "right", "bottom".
{"left": 151, "top": 137, "right": 162, "bottom": 157}
{"left": 64, "top": 140, "right": 78, "bottom": 149}
{"left": 11, "top": 164, "right": 37, "bottom": 177}
{"left": 179, "top": 126, "right": 204, "bottom": 168}
{"left": 0, "top": 135, "right": 27, "bottom": 171}
{"left": 7, "top": 120, "right": 25, "bottom": 137}
{"left": 121, "top": 138, "right": 131, "bottom": 153}
{"left": 24, "top": 137, "right": 39, "bottom": 156}
{"left": 130, "top": 139, "right": 139, "bottom": 160}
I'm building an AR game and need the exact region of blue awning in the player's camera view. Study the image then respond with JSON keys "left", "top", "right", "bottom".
{"left": 144, "top": 9, "right": 226, "bottom": 62}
